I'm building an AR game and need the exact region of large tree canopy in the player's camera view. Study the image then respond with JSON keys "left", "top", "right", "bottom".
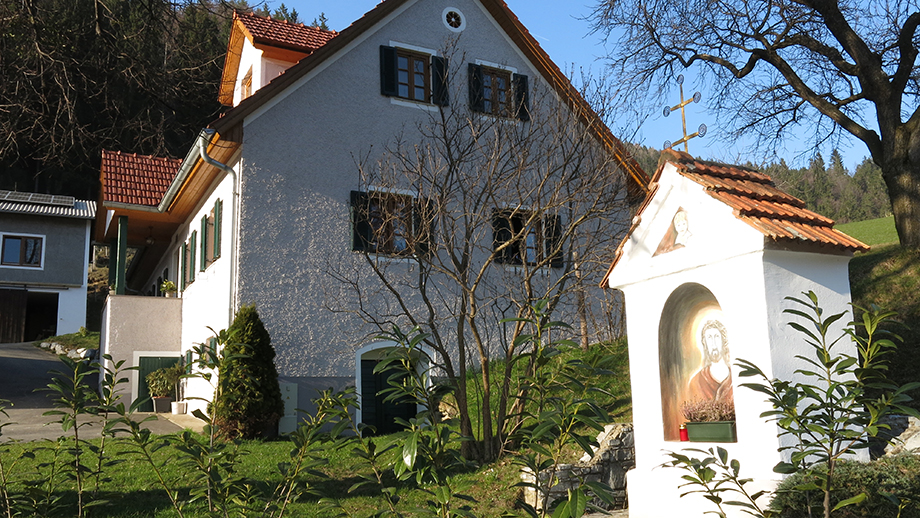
{"left": 591, "top": 0, "right": 920, "bottom": 245}
{"left": 0, "top": 0, "right": 237, "bottom": 198}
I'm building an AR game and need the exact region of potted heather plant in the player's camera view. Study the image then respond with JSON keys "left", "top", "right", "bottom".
{"left": 680, "top": 398, "right": 737, "bottom": 442}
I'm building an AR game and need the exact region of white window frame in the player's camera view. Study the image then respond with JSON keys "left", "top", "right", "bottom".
{"left": 0, "top": 232, "right": 46, "bottom": 270}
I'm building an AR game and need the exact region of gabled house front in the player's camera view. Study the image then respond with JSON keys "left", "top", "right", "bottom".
{"left": 1, "top": 190, "right": 95, "bottom": 343}
{"left": 96, "top": 0, "right": 649, "bottom": 430}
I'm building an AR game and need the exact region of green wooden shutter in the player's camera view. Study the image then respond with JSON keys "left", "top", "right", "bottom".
{"left": 380, "top": 46, "right": 398, "bottom": 97}
{"left": 545, "top": 214, "right": 563, "bottom": 268}
{"left": 189, "top": 231, "right": 197, "bottom": 283}
{"left": 468, "top": 63, "right": 484, "bottom": 112}
{"left": 180, "top": 244, "right": 187, "bottom": 291}
{"left": 413, "top": 198, "right": 433, "bottom": 258}
{"left": 351, "top": 190, "right": 373, "bottom": 252}
{"left": 492, "top": 209, "right": 514, "bottom": 264}
{"left": 431, "top": 55, "right": 449, "bottom": 106}
{"left": 200, "top": 215, "right": 208, "bottom": 271}
{"left": 214, "top": 199, "right": 222, "bottom": 259}
{"left": 513, "top": 73, "right": 529, "bottom": 121}
{"left": 185, "top": 350, "right": 193, "bottom": 374}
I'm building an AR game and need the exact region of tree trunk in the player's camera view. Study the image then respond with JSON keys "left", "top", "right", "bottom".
{"left": 879, "top": 131, "right": 920, "bottom": 247}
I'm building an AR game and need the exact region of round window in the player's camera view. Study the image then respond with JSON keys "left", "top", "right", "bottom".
{"left": 442, "top": 7, "right": 465, "bottom": 32}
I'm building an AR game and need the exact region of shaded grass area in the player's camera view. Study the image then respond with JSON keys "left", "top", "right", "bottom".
{"left": 837, "top": 216, "right": 898, "bottom": 246}
{"left": 849, "top": 243, "right": 920, "bottom": 409}
{"left": 0, "top": 434, "right": 522, "bottom": 517}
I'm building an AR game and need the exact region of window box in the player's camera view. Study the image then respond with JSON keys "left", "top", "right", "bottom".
{"left": 685, "top": 421, "right": 737, "bottom": 443}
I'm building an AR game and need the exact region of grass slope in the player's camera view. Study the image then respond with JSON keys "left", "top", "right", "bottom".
{"left": 849, "top": 243, "right": 920, "bottom": 408}
{"left": 836, "top": 216, "right": 898, "bottom": 246}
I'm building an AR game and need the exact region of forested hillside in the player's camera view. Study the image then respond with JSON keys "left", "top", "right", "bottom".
{"left": 0, "top": 0, "right": 277, "bottom": 199}
{"left": 628, "top": 146, "right": 890, "bottom": 224}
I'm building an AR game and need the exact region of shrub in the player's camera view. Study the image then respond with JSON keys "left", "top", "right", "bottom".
{"left": 680, "top": 398, "right": 735, "bottom": 422}
{"left": 769, "top": 455, "right": 920, "bottom": 518}
{"left": 145, "top": 361, "right": 181, "bottom": 398}
{"left": 211, "top": 304, "right": 284, "bottom": 439}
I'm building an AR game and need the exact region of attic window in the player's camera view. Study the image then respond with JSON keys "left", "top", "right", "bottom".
{"left": 442, "top": 8, "right": 465, "bottom": 32}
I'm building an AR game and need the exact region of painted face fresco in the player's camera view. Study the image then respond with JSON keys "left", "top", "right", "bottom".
{"left": 658, "top": 284, "right": 735, "bottom": 440}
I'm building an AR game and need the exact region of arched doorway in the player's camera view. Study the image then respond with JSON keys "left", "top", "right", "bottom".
{"left": 355, "top": 342, "right": 421, "bottom": 436}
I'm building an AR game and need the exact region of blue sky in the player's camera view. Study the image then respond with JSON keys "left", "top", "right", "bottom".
{"left": 274, "top": 0, "right": 868, "bottom": 171}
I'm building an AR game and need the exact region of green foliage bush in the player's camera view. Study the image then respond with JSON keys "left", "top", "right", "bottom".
{"left": 212, "top": 304, "right": 284, "bottom": 439}
{"left": 769, "top": 455, "right": 920, "bottom": 518}
{"left": 145, "top": 361, "right": 182, "bottom": 398}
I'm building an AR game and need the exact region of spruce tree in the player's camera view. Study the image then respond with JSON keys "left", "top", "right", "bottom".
{"left": 212, "top": 304, "right": 284, "bottom": 439}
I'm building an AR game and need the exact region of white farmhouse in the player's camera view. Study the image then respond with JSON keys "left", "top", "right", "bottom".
{"left": 96, "top": 0, "right": 648, "bottom": 430}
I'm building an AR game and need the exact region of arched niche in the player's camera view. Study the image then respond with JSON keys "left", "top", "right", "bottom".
{"left": 658, "top": 283, "right": 734, "bottom": 440}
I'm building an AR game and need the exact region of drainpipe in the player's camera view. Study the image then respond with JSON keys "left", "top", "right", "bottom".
{"left": 196, "top": 129, "right": 240, "bottom": 326}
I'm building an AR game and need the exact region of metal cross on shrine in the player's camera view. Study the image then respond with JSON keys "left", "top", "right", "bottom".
{"left": 663, "top": 74, "right": 707, "bottom": 153}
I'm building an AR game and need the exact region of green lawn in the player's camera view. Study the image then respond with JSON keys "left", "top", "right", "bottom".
{"left": 836, "top": 215, "right": 898, "bottom": 246}
{"left": 0, "top": 431, "right": 522, "bottom": 517}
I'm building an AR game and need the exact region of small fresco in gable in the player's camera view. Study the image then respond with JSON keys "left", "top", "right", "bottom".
{"left": 654, "top": 208, "right": 691, "bottom": 256}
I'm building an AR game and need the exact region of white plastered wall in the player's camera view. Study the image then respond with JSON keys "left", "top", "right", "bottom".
{"left": 608, "top": 163, "right": 859, "bottom": 517}
{"left": 158, "top": 170, "right": 238, "bottom": 415}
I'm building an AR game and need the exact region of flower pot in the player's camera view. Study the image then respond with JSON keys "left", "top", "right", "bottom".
{"left": 685, "top": 421, "right": 737, "bottom": 443}
{"left": 171, "top": 401, "right": 187, "bottom": 415}
{"left": 152, "top": 396, "right": 174, "bottom": 413}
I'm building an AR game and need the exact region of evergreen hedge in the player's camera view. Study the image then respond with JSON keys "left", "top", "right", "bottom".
{"left": 769, "top": 455, "right": 920, "bottom": 518}
{"left": 212, "top": 304, "right": 284, "bottom": 439}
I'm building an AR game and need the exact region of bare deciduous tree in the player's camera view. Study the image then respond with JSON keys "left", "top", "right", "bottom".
{"left": 590, "top": 0, "right": 920, "bottom": 246}
{"left": 324, "top": 53, "right": 635, "bottom": 462}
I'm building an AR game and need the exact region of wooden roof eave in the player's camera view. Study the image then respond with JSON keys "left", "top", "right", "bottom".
{"left": 218, "top": 17, "right": 248, "bottom": 107}
{"left": 95, "top": 132, "right": 239, "bottom": 244}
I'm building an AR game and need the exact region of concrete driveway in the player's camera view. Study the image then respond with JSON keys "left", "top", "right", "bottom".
{"left": 0, "top": 341, "right": 203, "bottom": 442}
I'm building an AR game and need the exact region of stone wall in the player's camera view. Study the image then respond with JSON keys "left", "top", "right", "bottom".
{"left": 521, "top": 423, "right": 635, "bottom": 511}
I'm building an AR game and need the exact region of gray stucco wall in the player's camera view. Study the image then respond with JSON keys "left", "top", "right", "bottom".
{"left": 0, "top": 213, "right": 88, "bottom": 286}
{"left": 101, "top": 295, "right": 183, "bottom": 400}
{"left": 235, "top": 0, "right": 622, "bottom": 379}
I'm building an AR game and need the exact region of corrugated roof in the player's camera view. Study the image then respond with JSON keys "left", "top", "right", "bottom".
{"left": 237, "top": 11, "right": 337, "bottom": 52}
{"left": 100, "top": 150, "right": 181, "bottom": 207}
{"left": 0, "top": 193, "right": 95, "bottom": 219}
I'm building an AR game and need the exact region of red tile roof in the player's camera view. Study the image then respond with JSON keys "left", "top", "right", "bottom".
{"left": 600, "top": 149, "right": 868, "bottom": 287}
{"left": 666, "top": 149, "right": 868, "bottom": 252}
{"left": 100, "top": 150, "right": 180, "bottom": 207}
{"left": 237, "top": 11, "right": 337, "bottom": 52}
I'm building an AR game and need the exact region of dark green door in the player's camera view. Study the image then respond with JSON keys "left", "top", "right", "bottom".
{"left": 137, "top": 356, "right": 180, "bottom": 412}
{"left": 361, "top": 359, "right": 415, "bottom": 436}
